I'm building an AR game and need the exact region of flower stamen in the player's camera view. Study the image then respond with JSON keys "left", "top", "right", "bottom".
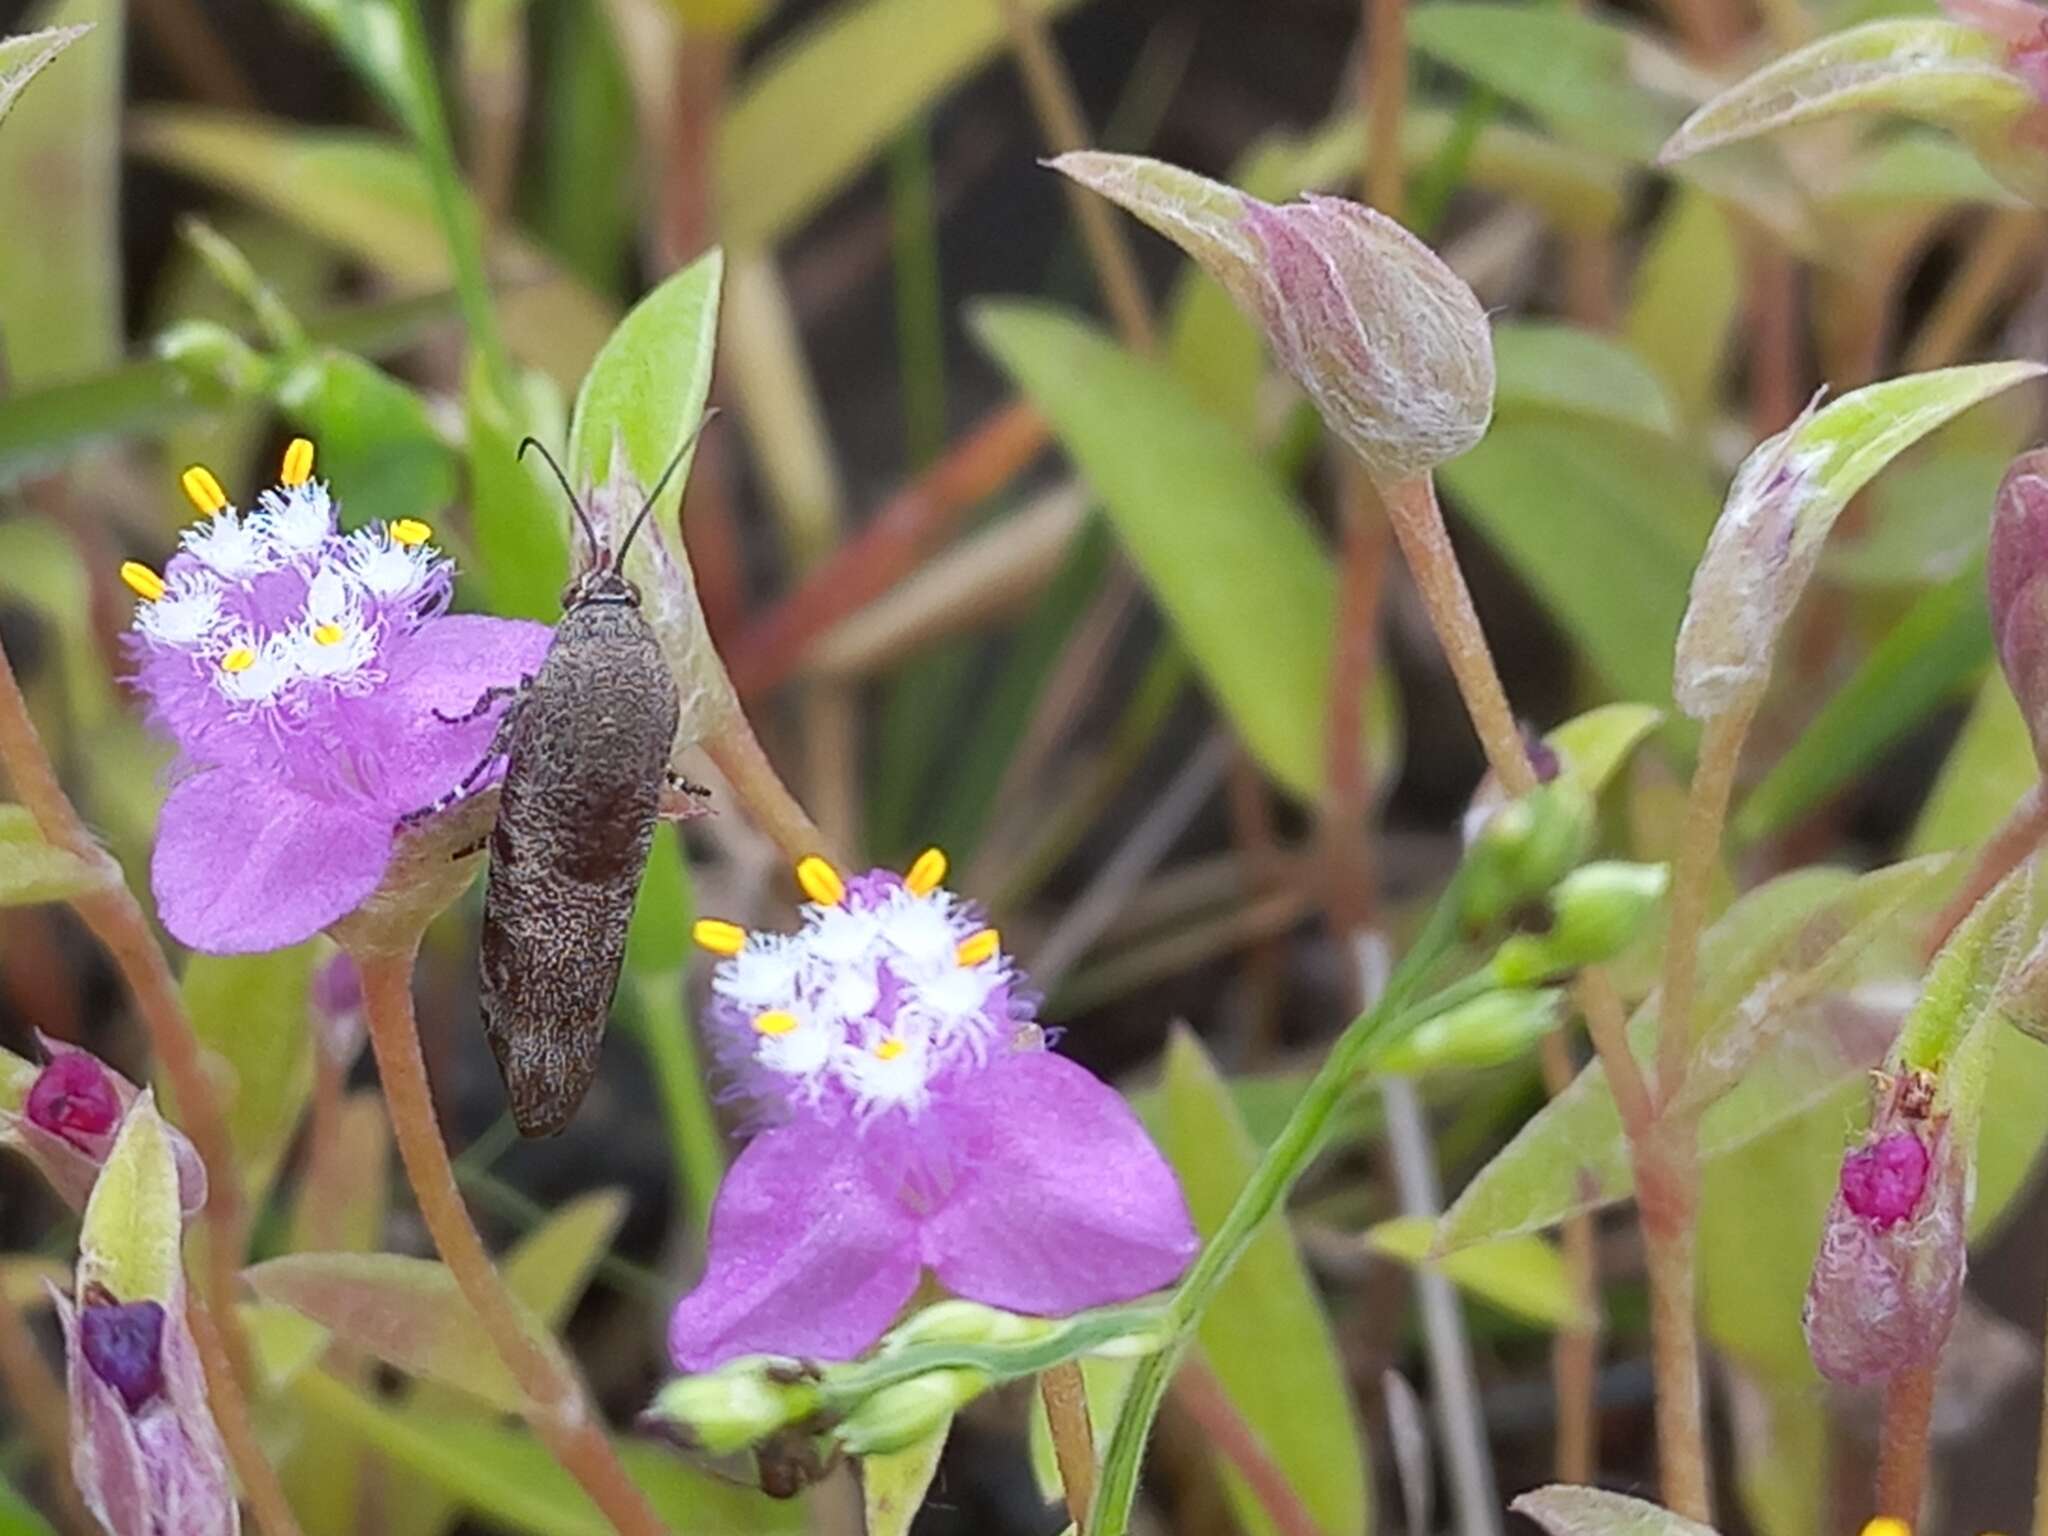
{"left": 312, "top": 623, "right": 345, "bottom": 647}
{"left": 796, "top": 856, "right": 846, "bottom": 907}
{"left": 753, "top": 1010, "right": 799, "bottom": 1037}
{"left": 120, "top": 562, "right": 166, "bottom": 602}
{"left": 179, "top": 465, "right": 229, "bottom": 516}
{"left": 956, "top": 928, "right": 1000, "bottom": 967}
{"left": 874, "top": 1036, "right": 907, "bottom": 1061}
{"left": 280, "top": 437, "right": 315, "bottom": 486}
{"left": 219, "top": 648, "right": 255, "bottom": 674}
{"left": 390, "top": 519, "right": 432, "bottom": 548}
{"left": 692, "top": 919, "right": 749, "bottom": 955}
{"left": 904, "top": 847, "right": 948, "bottom": 896}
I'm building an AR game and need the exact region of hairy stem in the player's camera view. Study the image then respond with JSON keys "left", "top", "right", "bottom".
{"left": 356, "top": 945, "right": 669, "bottom": 1536}
{"left": 1875, "top": 1362, "right": 1936, "bottom": 1525}
{"left": 1041, "top": 1363, "right": 1099, "bottom": 1528}
{"left": 187, "top": 1294, "right": 306, "bottom": 1536}
{"left": 1924, "top": 781, "right": 2048, "bottom": 961}
{"left": 702, "top": 712, "right": 831, "bottom": 865}
{"left": 1639, "top": 1123, "right": 1709, "bottom": 1522}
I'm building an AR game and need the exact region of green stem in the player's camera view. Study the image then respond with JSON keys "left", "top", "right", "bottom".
{"left": 631, "top": 970, "right": 727, "bottom": 1239}
{"left": 887, "top": 124, "right": 946, "bottom": 470}
{"left": 391, "top": 0, "right": 519, "bottom": 414}
{"left": 1089, "top": 892, "right": 1486, "bottom": 1534}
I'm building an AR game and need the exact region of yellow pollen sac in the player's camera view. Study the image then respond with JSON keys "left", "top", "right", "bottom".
{"left": 312, "top": 623, "right": 345, "bottom": 647}
{"left": 179, "top": 465, "right": 230, "bottom": 516}
{"left": 1859, "top": 1523, "right": 1911, "bottom": 1536}
{"left": 904, "top": 847, "right": 948, "bottom": 896}
{"left": 219, "top": 648, "right": 256, "bottom": 674}
{"left": 795, "top": 856, "right": 846, "bottom": 907}
{"left": 752, "top": 1010, "right": 798, "bottom": 1037}
{"left": 956, "top": 928, "right": 1000, "bottom": 967}
{"left": 120, "top": 562, "right": 167, "bottom": 602}
{"left": 280, "top": 437, "right": 316, "bottom": 486}
{"left": 390, "top": 518, "right": 433, "bottom": 548}
{"left": 874, "top": 1037, "right": 907, "bottom": 1062}
{"left": 691, "top": 918, "right": 748, "bottom": 956}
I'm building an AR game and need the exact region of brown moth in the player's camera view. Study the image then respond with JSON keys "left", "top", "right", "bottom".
{"left": 458, "top": 435, "right": 695, "bottom": 1135}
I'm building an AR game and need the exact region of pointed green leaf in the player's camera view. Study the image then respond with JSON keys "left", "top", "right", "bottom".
{"left": 0, "top": 24, "right": 89, "bottom": 128}
{"left": 1910, "top": 672, "right": 2035, "bottom": 855}
{"left": 1513, "top": 1485, "right": 1722, "bottom": 1536}
{"left": 1493, "top": 323, "right": 1678, "bottom": 438}
{"left": 1365, "top": 1217, "right": 1592, "bottom": 1330}
{"left": 1158, "top": 1029, "right": 1368, "bottom": 1536}
{"left": 975, "top": 301, "right": 1388, "bottom": 802}
{"left": 0, "top": 804, "right": 105, "bottom": 905}
{"left": 1659, "top": 21, "right": 2046, "bottom": 203}
{"left": 176, "top": 946, "right": 317, "bottom": 1207}
{"left": 468, "top": 355, "right": 572, "bottom": 620}
{"left": 500, "top": 1189, "right": 627, "bottom": 1327}
{"left": 862, "top": 1418, "right": 951, "bottom": 1536}
{"left": 1676, "top": 361, "right": 2044, "bottom": 719}
{"left": 1626, "top": 189, "right": 1741, "bottom": 427}
{"left": 273, "top": 349, "right": 457, "bottom": 529}
{"left": 246, "top": 1252, "right": 558, "bottom": 1411}
{"left": 79, "top": 1093, "right": 182, "bottom": 1303}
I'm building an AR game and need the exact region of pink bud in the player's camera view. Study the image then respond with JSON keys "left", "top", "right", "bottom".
{"left": 1, "top": 1039, "right": 207, "bottom": 1216}
{"left": 310, "top": 951, "right": 365, "bottom": 1071}
{"left": 1803, "top": 1123, "right": 1965, "bottom": 1385}
{"left": 26, "top": 1051, "right": 121, "bottom": 1153}
{"left": 1989, "top": 449, "right": 2048, "bottom": 766}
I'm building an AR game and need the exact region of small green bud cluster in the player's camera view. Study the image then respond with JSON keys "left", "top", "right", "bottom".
{"left": 1491, "top": 862, "right": 1670, "bottom": 986}
{"left": 1458, "top": 780, "right": 1596, "bottom": 935}
{"left": 645, "top": 1356, "right": 820, "bottom": 1455}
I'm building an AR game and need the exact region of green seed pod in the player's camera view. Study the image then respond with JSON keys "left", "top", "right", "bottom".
{"left": 646, "top": 1356, "right": 818, "bottom": 1455}
{"left": 882, "top": 1300, "right": 1058, "bottom": 1352}
{"left": 1376, "top": 987, "right": 1566, "bottom": 1074}
{"left": 1457, "top": 780, "right": 1597, "bottom": 936}
{"left": 1492, "top": 862, "right": 1670, "bottom": 986}
{"left": 836, "top": 1368, "right": 991, "bottom": 1457}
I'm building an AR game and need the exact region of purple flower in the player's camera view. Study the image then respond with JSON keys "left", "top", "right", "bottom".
{"left": 121, "top": 440, "right": 551, "bottom": 953}
{"left": 1803, "top": 1117, "right": 1965, "bottom": 1386}
{"left": 57, "top": 1287, "right": 237, "bottom": 1536}
{"left": 0, "top": 1037, "right": 205, "bottom": 1215}
{"left": 668, "top": 851, "right": 1197, "bottom": 1371}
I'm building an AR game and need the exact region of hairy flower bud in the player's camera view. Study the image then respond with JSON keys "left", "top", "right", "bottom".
{"left": 644, "top": 1356, "right": 818, "bottom": 1455}
{"left": 1492, "top": 862, "right": 1671, "bottom": 986}
{"left": 1989, "top": 448, "right": 2048, "bottom": 767}
{"left": 1051, "top": 152, "right": 1493, "bottom": 483}
{"left": 835, "top": 1367, "right": 991, "bottom": 1457}
{"left": 0, "top": 1039, "right": 205, "bottom": 1216}
{"left": 1457, "top": 780, "right": 1596, "bottom": 935}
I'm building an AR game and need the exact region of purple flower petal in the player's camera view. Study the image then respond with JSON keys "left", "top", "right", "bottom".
{"left": 363, "top": 615, "right": 554, "bottom": 815}
{"left": 668, "top": 1123, "right": 922, "bottom": 1370}
{"left": 55, "top": 1291, "right": 155, "bottom": 1536}
{"left": 80, "top": 1300, "right": 166, "bottom": 1413}
{"left": 919, "top": 1052, "right": 1196, "bottom": 1315}
{"left": 152, "top": 767, "right": 391, "bottom": 953}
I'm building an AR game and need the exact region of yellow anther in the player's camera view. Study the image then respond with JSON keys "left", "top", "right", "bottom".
{"left": 874, "top": 1037, "right": 907, "bottom": 1061}
{"left": 390, "top": 518, "right": 432, "bottom": 548}
{"left": 691, "top": 919, "right": 748, "bottom": 956}
{"left": 1859, "top": 1522, "right": 1911, "bottom": 1536}
{"left": 312, "top": 623, "right": 345, "bottom": 646}
{"left": 956, "top": 928, "right": 1000, "bottom": 967}
{"left": 179, "top": 465, "right": 229, "bottom": 516}
{"left": 796, "top": 855, "right": 846, "bottom": 907}
{"left": 752, "top": 1010, "right": 798, "bottom": 1038}
{"left": 904, "top": 847, "right": 948, "bottom": 896}
{"left": 220, "top": 648, "right": 256, "bottom": 674}
{"left": 120, "top": 562, "right": 166, "bottom": 602}
{"left": 280, "top": 437, "right": 315, "bottom": 486}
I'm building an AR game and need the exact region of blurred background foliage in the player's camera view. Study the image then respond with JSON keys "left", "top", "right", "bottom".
{"left": 2, "top": 0, "right": 2048, "bottom": 1531}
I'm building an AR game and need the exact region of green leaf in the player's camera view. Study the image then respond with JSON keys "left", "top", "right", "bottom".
{"left": 0, "top": 23, "right": 89, "bottom": 128}
{"left": 78, "top": 1094, "right": 182, "bottom": 1303}
{"left": 500, "top": 1189, "right": 626, "bottom": 1326}
{"left": 1722, "top": 1369, "right": 1829, "bottom": 1536}
{"left": 566, "top": 248, "right": 724, "bottom": 548}
{"left": 719, "top": 0, "right": 1088, "bottom": 247}
{"left": 1822, "top": 402, "right": 2022, "bottom": 587}
{"left": 1676, "top": 361, "right": 2045, "bottom": 719}
{"left": 1492, "top": 322, "right": 1678, "bottom": 438}
{"left": 0, "top": 0, "right": 120, "bottom": 385}
{"left": 0, "top": 1469, "right": 58, "bottom": 1536}
{"left": 177, "top": 946, "right": 318, "bottom": 1207}
{"left": 245, "top": 1252, "right": 558, "bottom": 1411}
{"left": 1658, "top": 20, "right": 2046, "bottom": 204}
{"left": 127, "top": 110, "right": 614, "bottom": 384}
{"left": 1438, "top": 859, "right": 1943, "bottom": 1248}
{"left": 271, "top": 0, "right": 414, "bottom": 129}
{"left": 1438, "top": 417, "right": 1715, "bottom": 706}
{"left": 1909, "top": 671, "right": 2035, "bottom": 854}
{"left": 0, "top": 804, "right": 104, "bottom": 905}
{"left": 1157, "top": 1029, "right": 1369, "bottom": 1536}
{"left": 1626, "top": 189, "right": 1741, "bottom": 427}
{"left": 290, "top": 1370, "right": 801, "bottom": 1536}
{"left": 1733, "top": 565, "right": 1991, "bottom": 840}
{"left": 467, "top": 355, "right": 572, "bottom": 620}
{"left": 1513, "top": 1485, "right": 1722, "bottom": 1536}
{"left": 1546, "top": 703, "right": 1666, "bottom": 797}
{"left": 862, "top": 1417, "right": 951, "bottom": 1536}
{"left": 273, "top": 349, "right": 458, "bottom": 529}
{"left": 1408, "top": 3, "right": 1678, "bottom": 161}
{"left": 1828, "top": 128, "right": 2023, "bottom": 213}
{"left": 1365, "top": 1217, "right": 1592, "bottom": 1330}
{"left": 975, "top": 301, "right": 1379, "bottom": 802}
{"left": 625, "top": 823, "right": 690, "bottom": 976}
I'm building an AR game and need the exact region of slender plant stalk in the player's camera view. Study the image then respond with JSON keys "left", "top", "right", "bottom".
{"left": 1875, "top": 1362, "right": 1935, "bottom": 1524}
{"left": 186, "top": 1294, "right": 306, "bottom": 1536}
{"left": 702, "top": 715, "right": 831, "bottom": 864}
{"left": 1925, "top": 782, "right": 2048, "bottom": 960}
{"left": 356, "top": 945, "right": 669, "bottom": 1536}
{"left": 0, "top": 1283, "right": 94, "bottom": 1536}
{"left": 1042, "top": 1362, "right": 1099, "bottom": 1529}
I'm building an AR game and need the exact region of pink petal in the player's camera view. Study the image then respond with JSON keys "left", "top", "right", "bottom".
{"left": 151, "top": 768, "right": 391, "bottom": 954}
{"left": 667, "top": 1124, "right": 922, "bottom": 1370}
{"left": 365, "top": 615, "right": 554, "bottom": 815}
{"left": 55, "top": 1291, "right": 155, "bottom": 1536}
{"left": 920, "top": 1052, "right": 1196, "bottom": 1315}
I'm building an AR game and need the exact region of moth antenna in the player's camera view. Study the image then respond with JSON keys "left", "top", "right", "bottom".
{"left": 517, "top": 436, "right": 604, "bottom": 566}
{"left": 616, "top": 408, "right": 723, "bottom": 567}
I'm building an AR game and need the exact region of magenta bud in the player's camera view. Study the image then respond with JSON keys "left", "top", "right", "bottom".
{"left": 1803, "top": 1121, "right": 1965, "bottom": 1385}
{"left": 26, "top": 1051, "right": 122, "bottom": 1153}
{"left": 80, "top": 1300, "right": 167, "bottom": 1414}
{"left": 1989, "top": 448, "right": 2048, "bottom": 765}
{"left": 1839, "top": 1131, "right": 1931, "bottom": 1230}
